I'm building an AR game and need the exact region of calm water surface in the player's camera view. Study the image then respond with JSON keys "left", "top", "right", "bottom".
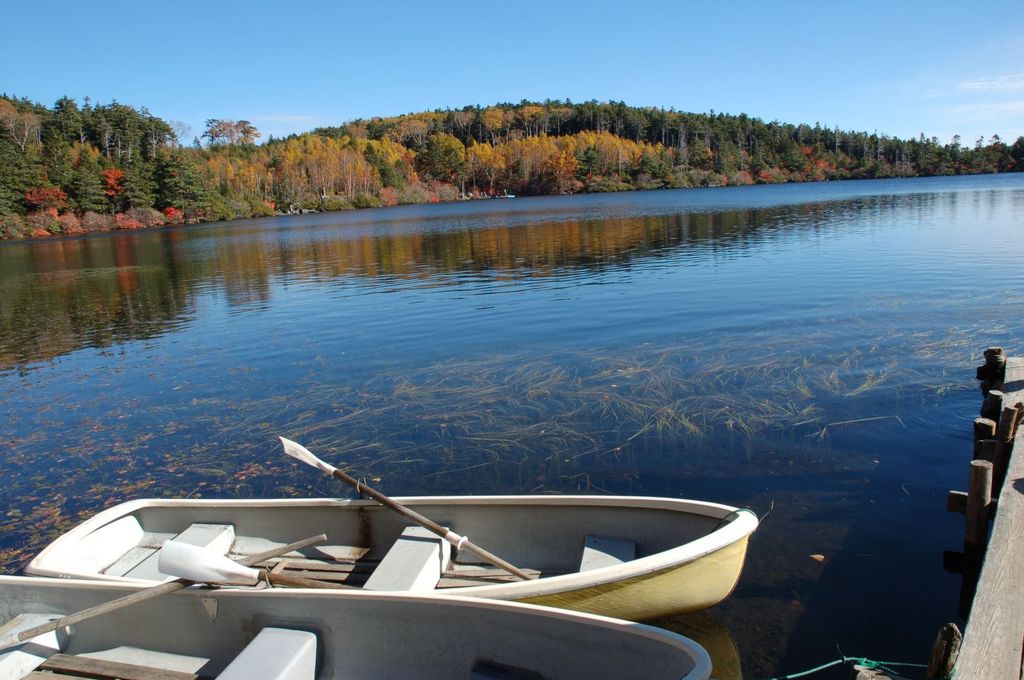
{"left": 2, "top": 175, "right": 1023, "bottom": 677}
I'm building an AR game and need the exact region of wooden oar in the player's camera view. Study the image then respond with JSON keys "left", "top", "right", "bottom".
{"left": 0, "top": 533, "right": 328, "bottom": 651}
{"left": 280, "top": 437, "right": 534, "bottom": 581}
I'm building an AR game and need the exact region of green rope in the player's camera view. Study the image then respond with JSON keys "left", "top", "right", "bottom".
{"left": 769, "top": 655, "right": 932, "bottom": 680}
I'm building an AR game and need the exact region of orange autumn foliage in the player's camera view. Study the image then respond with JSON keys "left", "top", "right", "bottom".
{"left": 103, "top": 168, "right": 126, "bottom": 197}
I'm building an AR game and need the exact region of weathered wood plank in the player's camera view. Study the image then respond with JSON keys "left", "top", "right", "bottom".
{"left": 436, "top": 567, "right": 551, "bottom": 588}
{"left": 257, "top": 555, "right": 376, "bottom": 570}
{"left": 40, "top": 653, "right": 199, "bottom": 680}
{"left": 954, "top": 376, "right": 1024, "bottom": 679}
{"left": 273, "top": 560, "right": 376, "bottom": 574}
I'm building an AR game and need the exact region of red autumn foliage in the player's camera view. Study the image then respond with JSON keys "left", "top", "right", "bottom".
{"left": 378, "top": 187, "right": 399, "bottom": 207}
{"left": 114, "top": 212, "right": 144, "bottom": 230}
{"left": 24, "top": 187, "right": 69, "bottom": 211}
{"left": 162, "top": 206, "right": 184, "bottom": 224}
{"left": 25, "top": 212, "right": 61, "bottom": 237}
{"left": 58, "top": 213, "right": 83, "bottom": 235}
{"left": 81, "top": 211, "right": 114, "bottom": 232}
{"left": 103, "top": 168, "right": 126, "bottom": 197}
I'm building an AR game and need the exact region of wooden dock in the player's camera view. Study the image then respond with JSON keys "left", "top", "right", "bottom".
{"left": 947, "top": 349, "right": 1024, "bottom": 679}
{"left": 856, "top": 349, "right": 1024, "bottom": 680}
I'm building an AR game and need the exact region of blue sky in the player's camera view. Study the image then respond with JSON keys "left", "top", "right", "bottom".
{"left": 3, "top": 1, "right": 1022, "bottom": 145}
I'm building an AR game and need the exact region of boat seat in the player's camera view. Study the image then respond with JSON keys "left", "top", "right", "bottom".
{"left": 579, "top": 535, "right": 636, "bottom": 572}
{"left": 218, "top": 627, "right": 317, "bottom": 680}
{"left": 363, "top": 525, "right": 451, "bottom": 591}
{"left": 117, "top": 523, "right": 236, "bottom": 581}
{"left": 16, "top": 628, "right": 315, "bottom": 680}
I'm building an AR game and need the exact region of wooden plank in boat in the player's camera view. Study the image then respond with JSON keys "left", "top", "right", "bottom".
{"left": 280, "top": 569, "right": 361, "bottom": 583}
{"left": 436, "top": 566, "right": 548, "bottom": 588}
{"left": 39, "top": 653, "right": 200, "bottom": 680}
{"left": 443, "top": 567, "right": 546, "bottom": 579}
{"left": 580, "top": 535, "right": 636, "bottom": 571}
{"left": 266, "top": 558, "right": 377, "bottom": 573}
{"left": 230, "top": 539, "right": 369, "bottom": 563}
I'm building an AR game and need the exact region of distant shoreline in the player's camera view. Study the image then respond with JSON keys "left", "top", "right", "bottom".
{"left": 4, "top": 172, "right": 1020, "bottom": 243}
{"left": 3, "top": 96, "right": 1020, "bottom": 241}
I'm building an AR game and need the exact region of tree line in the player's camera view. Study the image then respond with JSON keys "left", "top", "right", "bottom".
{"left": 1, "top": 95, "right": 1022, "bottom": 239}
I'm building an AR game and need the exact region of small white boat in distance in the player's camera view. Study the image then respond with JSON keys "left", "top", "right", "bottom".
{"left": 27, "top": 495, "right": 758, "bottom": 620}
{"left": 0, "top": 575, "right": 712, "bottom": 680}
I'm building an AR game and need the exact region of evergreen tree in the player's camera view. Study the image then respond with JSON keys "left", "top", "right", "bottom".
{"left": 122, "top": 160, "right": 156, "bottom": 209}
{"left": 48, "top": 97, "right": 83, "bottom": 145}
{"left": 0, "top": 140, "right": 45, "bottom": 215}
{"left": 43, "top": 140, "right": 74, "bottom": 189}
{"left": 155, "top": 150, "right": 208, "bottom": 219}
{"left": 69, "top": 151, "right": 106, "bottom": 213}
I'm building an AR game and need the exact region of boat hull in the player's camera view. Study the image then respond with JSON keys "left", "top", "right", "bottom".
{"left": 27, "top": 496, "right": 758, "bottom": 620}
{"left": 522, "top": 537, "right": 750, "bottom": 619}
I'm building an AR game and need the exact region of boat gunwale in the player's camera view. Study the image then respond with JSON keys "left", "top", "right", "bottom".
{"left": 27, "top": 496, "right": 758, "bottom": 598}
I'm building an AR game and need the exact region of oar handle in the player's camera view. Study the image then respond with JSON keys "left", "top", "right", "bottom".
{"left": 9, "top": 533, "right": 329, "bottom": 646}
{"left": 329, "top": 468, "right": 534, "bottom": 581}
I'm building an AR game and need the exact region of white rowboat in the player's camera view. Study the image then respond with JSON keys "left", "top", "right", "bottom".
{"left": 0, "top": 575, "right": 712, "bottom": 679}
{"left": 27, "top": 495, "right": 758, "bottom": 620}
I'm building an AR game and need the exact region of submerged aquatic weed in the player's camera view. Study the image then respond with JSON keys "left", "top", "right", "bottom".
{"left": 0, "top": 327, "right": 998, "bottom": 574}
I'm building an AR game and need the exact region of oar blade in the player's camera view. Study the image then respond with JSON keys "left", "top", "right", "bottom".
{"left": 279, "top": 437, "right": 337, "bottom": 475}
{"left": 158, "top": 541, "right": 260, "bottom": 586}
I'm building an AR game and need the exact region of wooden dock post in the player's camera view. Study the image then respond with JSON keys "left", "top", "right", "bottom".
{"left": 977, "top": 347, "right": 1006, "bottom": 394}
{"left": 964, "top": 460, "right": 993, "bottom": 550}
{"left": 981, "top": 389, "right": 1004, "bottom": 422}
{"left": 973, "top": 417, "right": 997, "bottom": 458}
{"left": 926, "top": 623, "right": 961, "bottom": 679}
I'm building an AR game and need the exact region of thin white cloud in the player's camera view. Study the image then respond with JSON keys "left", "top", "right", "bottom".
{"left": 957, "top": 73, "right": 1024, "bottom": 93}
{"left": 943, "top": 99, "right": 1024, "bottom": 118}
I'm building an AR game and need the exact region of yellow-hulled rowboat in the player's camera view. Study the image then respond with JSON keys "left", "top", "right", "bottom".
{"left": 27, "top": 495, "right": 757, "bottom": 621}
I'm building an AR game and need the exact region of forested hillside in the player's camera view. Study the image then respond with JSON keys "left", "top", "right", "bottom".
{"left": 2, "top": 96, "right": 1022, "bottom": 239}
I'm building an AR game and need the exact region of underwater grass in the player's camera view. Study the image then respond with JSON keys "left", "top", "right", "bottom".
{"left": 0, "top": 324, "right": 1010, "bottom": 573}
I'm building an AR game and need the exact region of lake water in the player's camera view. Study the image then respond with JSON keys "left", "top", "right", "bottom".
{"left": 2, "top": 174, "right": 1023, "bottom": 677}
